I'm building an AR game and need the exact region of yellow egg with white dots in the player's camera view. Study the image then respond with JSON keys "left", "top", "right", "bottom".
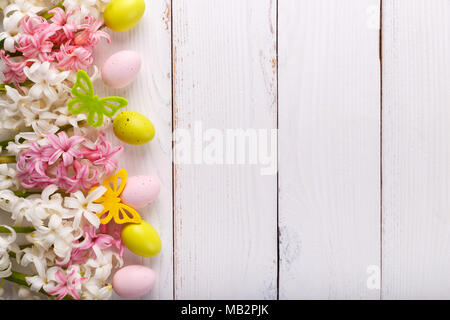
{"left": 113, "top": 111, "right": 155, "bottom": 145}
{"left": 104, "top": 0, "right": 145, "bottom": 32}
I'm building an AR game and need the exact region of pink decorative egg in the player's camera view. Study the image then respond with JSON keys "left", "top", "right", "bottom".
{"left": 121, "top": 175, "right": 161, "bottom": 209}
{"left": 101, "top": 50, "right": 141, "bottom": 88}
{"left": 113, "top": 265, "right": 155, "bottom": 298}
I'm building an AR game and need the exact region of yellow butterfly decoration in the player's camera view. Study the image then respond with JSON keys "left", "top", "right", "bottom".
{"left": 90, "top": 169, "right": 142, "bottom": 225}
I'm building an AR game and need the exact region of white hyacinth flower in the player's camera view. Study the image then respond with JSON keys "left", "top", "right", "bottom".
{"left": 27, "top": 185, "right": 75, "bottom": 221}
{"left": 22, "top": 245, "right": 56, "bottom": 290}
{"left": 6, "top": 195, "right": 50, "bottom": 227}
{"left": 82, "top": 279, "right": 112, "bottom": 300}
{"left": 82, "top": 252, "right": 114, "bottom": 282}
{"left": 0, "top": 225, "right": 16, "bottom": 278}
{"left": 0, "top": 190, "right": 20, "bottom": 217}
{"left": 23, "top": 62, "right": 70, "bottom": 103}
{"left": 0, "top": 164, "right": 19, "bottom": 190}
{"left": 28, "top": 215, "right": 75, "bottom": 263}
{"left": 64, "top": 186, "right": 106, "bottom": 229}
{"left": 63, "top": 0, "right": 110, "bottom": 20}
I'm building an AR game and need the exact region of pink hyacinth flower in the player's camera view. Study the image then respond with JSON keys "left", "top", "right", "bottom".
{"left": 45, "top": 266, "right": 87, "bottom": 300}
{"left": 48, "top": 8, "right": 77, "bottom": 42}
{"left": 21, "top": 16, "right": 50, "bottom": 34}
{"left": 57, "top": 246, "right": 90, "bottom": 268}
{"left": 65, "top": 160, "right": 99, "bottom": 193}
{"left": 76, "top": 226, "right": 124, "bottom": 258}
{"left": 16, "top": 17, "right": 59, "bottom": 61}
{"left": 0, "top": 50, "right": 28, "bottom": 85}
{"left": 49, "top": 161, "right": 77, "bottom": 192}
{"left": 46, "top": 132, "right": 85, "bottom": 167}
{"left": 55, "top": 44, "right": 93, "bottom": 71}
{"left": 59, "top": 226, "right": 124, "bottom": 267}
{"left": 69, "top": 247, "right": 90, "bottom": 264}
{"left": 81, "top": 133, "right": 122, "bottom": 176}
{"left": 17, "top": 142, "right": 53, "bottom": 189}
{"left": 74, "top": 15, "right": 110, "bottom": 47}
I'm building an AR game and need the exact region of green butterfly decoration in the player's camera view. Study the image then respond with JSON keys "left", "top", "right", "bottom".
{"left": 68, "top": 70, "right": 128, "bottom": 128}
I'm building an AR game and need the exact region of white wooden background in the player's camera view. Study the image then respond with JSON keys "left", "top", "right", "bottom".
{"left": 7, "top": 0, "right": 450, "bottom": 300}
{"left": 99, "top": 0, "right": 450, "bottom": 300}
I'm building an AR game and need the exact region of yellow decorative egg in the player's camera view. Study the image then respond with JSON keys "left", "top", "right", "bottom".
{"left": 104, "top": 0, "right": 145, "bottom": 32}
{"left": 113, "top": 111, "right": 155, "bottom": 145}
{"left": 122, "top": 220, "right": 162, "bottom": 257}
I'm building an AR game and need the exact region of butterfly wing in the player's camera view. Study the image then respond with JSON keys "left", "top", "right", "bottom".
{"left": 97, "top": 206, "right": 115, "bottom": 225}
{"left": 103, "top": 169, "right": 127, "bottom": 196}
{"left": 72, "top": 70, "right": 94, "bottom": 98}
{"left": 86, "top": 109, "right": 104, "bottom": 128}
{"left": 98, "top": 96, "right": 128, "bottom": 117}
{"left": 67, "top": 97, "right": 86, "bottom": 114}
{"left": 113, "top": 203, "right": 142, "bottom": 224}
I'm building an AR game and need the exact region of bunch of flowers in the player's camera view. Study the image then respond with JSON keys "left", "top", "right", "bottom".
{"left": 0, "top": 0, "right": 133, "bottom": 300}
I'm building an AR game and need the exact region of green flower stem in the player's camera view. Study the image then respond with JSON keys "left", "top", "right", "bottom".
{"left": 13, "top": 190, "right": 39, "bottom": 198}
{"left": 13, "top": 190, "right": 70, "bottom": 199}
{"left": 4, "top": 271, "right": 28, "bottom": 287}
{"left": 0, "top": 80, "right": 33, "bottom": 91}
{"left": 5, "top": 271, "right": 51, "bottom": 299}
{"left": 0, "top": 156, "right": 15, "bottom": 164}
{"left": 53, "top": 123, "right": 74, "bottom": 133}
{"left": 0, "top": 138, "right": 18, "bottom": 149}
{"left": 0, "top": 140, "right": 10, "bottom": 149}
{"left": 0, "top": 226, "right": 35, "bottom": 233}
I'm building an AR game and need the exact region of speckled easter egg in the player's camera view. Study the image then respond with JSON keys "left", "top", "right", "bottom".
{"left": 121, "top": 175, "right": 160, "bottom": 209}
{"left": 113, "top": 265, "right": 156, "bottom": 298}
{"left": 101, "top": 51, "right": 141, "bottom": 88}
{"left": 113, "top": 111, "right": 155, "bottom": 145}
{"left": 104, "top": 0, "right": 145, "bottom": 32}
{"left": 122, "top": 220, "right": 161, "bottom": 257}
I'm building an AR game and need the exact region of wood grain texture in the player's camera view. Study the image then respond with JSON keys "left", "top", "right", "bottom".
{"left": 278, "top": 0, "right": 381, "bottom": 299}
{"left": 6, "top": 0, "right": 450, "bottom": 300}
{"left": 382, "top": 0, "right": 450, "bottom": 299}
{"left": 94, "top": 0, "right": 173, "bottom": 300}
{"left": 172, "top": 0, "right": 278, "bottom": 299}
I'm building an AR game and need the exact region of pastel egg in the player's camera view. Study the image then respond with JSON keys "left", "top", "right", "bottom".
{"left": 122, "top": 220, "right": 161, "bottom": 257}
{"left": 101, "top": 50, "right": 141, "bottom": 88}
{"left": 104, "top": 0, "right": 145, "bottom": 32}
{"left": 113, "top": 265, "right": 155, "bottom": 298}
{"left": 121, "top": 175, "right": 161, "bottom": 209}
{"left": 113, "top": 111, "right": 155, "bottom": 145}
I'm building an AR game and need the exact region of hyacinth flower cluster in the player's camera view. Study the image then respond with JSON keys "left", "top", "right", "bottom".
{"left": 0, "top": 0, "right": 110, "bottom": 134}
{"left": 2, "top": 3, "right": 110, "bottom": 81}
{"left": 0, "top": 0, "right": 131, "bottom": 300}
{"left": 17, "top": 131, "right": 122, "bottom": 192}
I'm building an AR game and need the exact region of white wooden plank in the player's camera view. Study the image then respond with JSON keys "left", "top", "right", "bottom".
{"left": 94, "top": 0, "right": 173, "bottom": 300}
{"left": 172, "top": 0, "right": 278, "bottom": 299}
{"left": 278, "top": 0, "right": 381, "bottom": 299}
{"left": 382, "top": 0, "right": 450, "bottom": 299}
